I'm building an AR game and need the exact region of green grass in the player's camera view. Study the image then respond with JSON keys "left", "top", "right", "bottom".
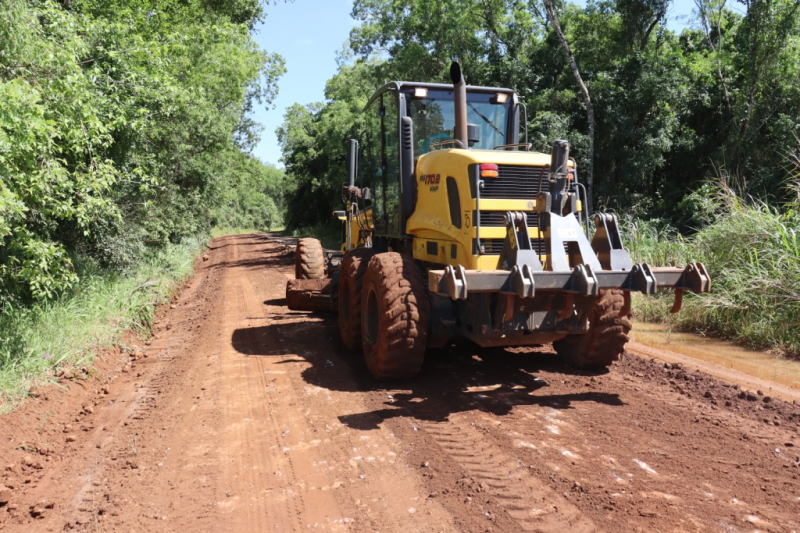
{"left": 623, "top": 179, "right": 800, "bottom": 357}
{"left": 0, "top": 238, "right": 204, "bottom": 408}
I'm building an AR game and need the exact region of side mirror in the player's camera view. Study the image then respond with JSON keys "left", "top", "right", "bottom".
{"left": 347, "top": 139, "right": 358, "bottom": 187}
{"left": 467, "top": 123, "right": 480, "bottom": 148}
{"left": 362, "top": 187, "right": 371, "bottom": 201}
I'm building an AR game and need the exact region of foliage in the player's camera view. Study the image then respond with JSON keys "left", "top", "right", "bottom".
{"left": 280, "top": 0, "right": 800, "bottom": 233}
{"left": 277, "top": 60, "right": 378, "bottom": 229}
{"left": 0, "top": 0, "right": 288, "bottom": 395}
{"left": 0, "top": 0, "right": 286, "bottom": 305}
{"left": 211, "top": 155, "right": 287, "bottom": 232}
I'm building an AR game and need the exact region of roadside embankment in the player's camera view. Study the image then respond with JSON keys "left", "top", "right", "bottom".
{"left": 0, "top": 239, "right": 204, "bottom": 409}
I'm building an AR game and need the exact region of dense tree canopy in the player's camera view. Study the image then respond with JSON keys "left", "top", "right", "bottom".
{"left": 0, "top": 0, "right": 286, "bottom": 303}
{"left": 280, "top": 0, "right": 800, "bottom": 231}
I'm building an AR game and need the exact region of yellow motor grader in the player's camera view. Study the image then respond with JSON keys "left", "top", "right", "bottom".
{"left": 286, "top": 63, "right": 710, "bottom": 379}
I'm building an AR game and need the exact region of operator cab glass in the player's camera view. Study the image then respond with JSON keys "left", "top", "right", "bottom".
{"left": 404, "top": 89, "right": 511, "bottom": 155}
{"left": 360, "top": 91, "right": 401, "bottom": 236}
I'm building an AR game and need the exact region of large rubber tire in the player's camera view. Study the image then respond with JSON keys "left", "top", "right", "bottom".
{"left": 361, "top": 253, "right": 429, "bottom": 380}
{"left": 553, "top": 289, "right": 632, "bottom": 369}
{"left": 295, "top": 238, "right": 324, "bottom": 279}
{"left": 338, "top": 248, "right": 376, "bottom": 352}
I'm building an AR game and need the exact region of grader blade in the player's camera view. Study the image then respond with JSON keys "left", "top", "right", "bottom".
{"left": 286, "top": 278, "right": 333, "bottom": 312}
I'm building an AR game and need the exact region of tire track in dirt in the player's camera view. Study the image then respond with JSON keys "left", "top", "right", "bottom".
{"left": 414, "top": 412, "right": 596, "bottom": 531}
{"left": 214, "top": 238, "right": 321, "bottom": 531}
{"left": 386, "top": 369, "right": 597, "bottom": 531}
{"left": 209, "top": 235, "right": 457, "bottom": 532}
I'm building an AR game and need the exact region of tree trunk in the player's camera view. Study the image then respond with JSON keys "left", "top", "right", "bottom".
{"left": 542, "top": 0, "right": 594, "bottom": 216}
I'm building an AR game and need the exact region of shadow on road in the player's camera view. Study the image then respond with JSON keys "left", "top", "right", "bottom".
{"left": 207, "top": 236, "right": 294, "bottom": 272}
{"left": 231, "top": 318, "right": 624, "bottom": 431}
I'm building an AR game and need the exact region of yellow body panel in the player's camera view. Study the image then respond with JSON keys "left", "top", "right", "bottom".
{"left": 406, "top": 148, "right": 566, "bottom": 269}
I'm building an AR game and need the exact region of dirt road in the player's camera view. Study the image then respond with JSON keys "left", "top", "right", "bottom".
{"left": 2, "top": 233, "right": 800, "bottom": 532}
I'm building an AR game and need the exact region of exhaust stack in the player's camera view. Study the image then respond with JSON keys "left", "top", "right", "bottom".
{"left": 450, "top": 62, "right": 468, "bottom": 148}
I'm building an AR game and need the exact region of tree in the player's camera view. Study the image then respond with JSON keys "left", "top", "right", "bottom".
{"left": 542, "top": 0, "right": 596, "bottom": 215}
{"left": 281, "top": 0, "right": 800, "bottom": 232}
{"left": 1, "top": 0, "right": 286, "bottom": 302}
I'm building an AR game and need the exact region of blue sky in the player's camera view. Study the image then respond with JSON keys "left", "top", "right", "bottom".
{"left": 250, "top": 0, "right": 700, "bottom": 168}
{"left": 251, "top": 0, "right": 357, "bottom": 167}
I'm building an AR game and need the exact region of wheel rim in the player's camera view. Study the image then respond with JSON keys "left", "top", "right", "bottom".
{"left": 365, "top": 286, "right": 379, "bottom": 346}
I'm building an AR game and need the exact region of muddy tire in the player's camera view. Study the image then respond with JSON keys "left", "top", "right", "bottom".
{"left": 553, "top": 289, "right": 632, "bottom": 369}
{"left": 361, "top": 253, "right": 429, "bottom": 379}
{"left": 337, "top": 248, "right": 376, "bottom": 351}
{"left": 295, "top": 238, "right": 324, "bottom": 279}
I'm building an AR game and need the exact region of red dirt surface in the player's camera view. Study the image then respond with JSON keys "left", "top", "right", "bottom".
{"left": 1, "top": 233, "right": 799, "bottom": 532}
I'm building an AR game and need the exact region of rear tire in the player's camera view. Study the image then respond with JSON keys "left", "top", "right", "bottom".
{"left": 295, "top": 238, "right": 324, "bottom": 279}
{"left": 338, "top": 248, "right": 376, "bottom": 352}
{"left": 553, "top": 289, "right": 632, "bottom": 369}
{"left": 361, "top": 253, "right": 428, "bottom": 379}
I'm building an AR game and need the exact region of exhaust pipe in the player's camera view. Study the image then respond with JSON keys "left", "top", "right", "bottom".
{"left": 450, "top": 62, "right": 467, "bottom": 148}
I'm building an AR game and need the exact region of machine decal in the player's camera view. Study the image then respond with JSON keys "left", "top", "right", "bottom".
{"left": 421, "top": 173, "right": 441, "bottom": 191}
{"left": 464, "top": 212, "right": 470, "bottom": 228}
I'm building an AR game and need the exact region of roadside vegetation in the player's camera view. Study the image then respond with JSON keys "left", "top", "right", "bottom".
{"left": 0, "top": 0, "right": 287, "bottom": 398}
{"left": 0, "top": 239, "right": 200, "bottom": 408}
{"left": 625, "top": 171, "right": 800, "bottom": 357}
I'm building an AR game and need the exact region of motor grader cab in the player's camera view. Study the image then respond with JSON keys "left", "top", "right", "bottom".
{"left": 286, "top": 63, "right": 710, "bottom": 379}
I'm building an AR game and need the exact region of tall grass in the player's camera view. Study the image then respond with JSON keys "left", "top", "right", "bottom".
{"left": 624, "top": 178, "right": 800, "bottom": 357}
{"left": 0, "top": 238, "right": 203, "bottom": 405}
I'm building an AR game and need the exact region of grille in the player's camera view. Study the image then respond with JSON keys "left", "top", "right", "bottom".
{"left": 478, "top": 238, "right": 546, "bottom": 255}
{"left": 474, "top": 211, "right": 538, "bottom": 228}
{"left": 480, "top": 165, "right": 546, "bottom": 199}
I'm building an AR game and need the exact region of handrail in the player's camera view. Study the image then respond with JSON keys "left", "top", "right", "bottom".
{"left": 494, "top": 143, "right": 532, "bottom": 151}
{"left": 430, "top": 139, "right": 465, "bottom": 150}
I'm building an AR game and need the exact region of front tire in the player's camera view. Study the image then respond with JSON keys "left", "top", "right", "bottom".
{"left": 361, "top": 253, "right": 429, "bottom": 379}
{"left": 553, "top": 289, "right": 632, "bottom": 368}
{"left": 337, "top": 248, "right": 376, "bottom": 352}
{"left": 295, "top": 238, "right": 324, "bottom": 279}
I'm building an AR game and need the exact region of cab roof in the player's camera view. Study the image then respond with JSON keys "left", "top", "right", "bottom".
{"left": 364, "top": 81, "right": 516, "bottom": 112}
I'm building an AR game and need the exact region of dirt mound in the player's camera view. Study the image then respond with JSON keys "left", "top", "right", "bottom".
{"left": 617, "top": 354, "right": 800, "bottom": 432}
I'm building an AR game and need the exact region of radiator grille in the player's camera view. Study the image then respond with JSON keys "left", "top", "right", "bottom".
{"left": 478, "top": 238, "right": 546, "bottom": 255}
{"left": 475, "top": 211, "right": 538, "bottom": 228}
{"left": 480, "top": 165, "right": 546, "bottom": 199}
